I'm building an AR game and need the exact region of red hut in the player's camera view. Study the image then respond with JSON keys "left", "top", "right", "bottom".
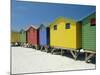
{"left": 25, "top": 25, "right": 39, "bottom": 49}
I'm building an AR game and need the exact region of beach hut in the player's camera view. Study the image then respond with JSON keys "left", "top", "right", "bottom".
{"left": 25, "top": 25, "right": 39, "bottom": 49}
{"left": 11, "top": 31, "right": 20, "bottom": 46}
{"left": 20, "top": 29, "right": 27, "bottom": 46}
{"left": 81, "top": 12, "right": 96, "bottom": 62}
{"left": 49, "top": 17, "right": 82, "bottom": 60}
{"left": 39, "top": 24, "right": 50, "bottom": 52}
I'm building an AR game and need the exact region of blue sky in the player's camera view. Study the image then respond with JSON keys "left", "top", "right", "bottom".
{"left": 11, "top": 0, "right": 96, "bottom": 31}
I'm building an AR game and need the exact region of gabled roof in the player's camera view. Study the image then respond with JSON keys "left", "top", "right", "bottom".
{"left": 25, "top": 25, "right": 38, "bottom": 31}
{"left": 11, "top": 30, "right": 19, "bottom": 33}
{"left": 38, "top": 23, "right": 50, "bottom": 29}
{"left": 20, "top": 29, "right": 25, "bottom": 32}
{"left": 49, "top": 16, "right": 76, "bottom": 27}
{"left": 39, "top": 24, "right": 46, "bottom": 28}
{"left": 79, "top": 12, "right": 96, "bottom": 21}
{"left": 39, "top": 24, "right": 47, "bottom": 29}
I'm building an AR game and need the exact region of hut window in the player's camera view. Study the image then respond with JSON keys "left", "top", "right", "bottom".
{"left": 54, "top": 25, "right": 57, "bottom": 30}
{"left": 65, "top": 23, "right": 70, "bottom": 29}
{"left": 90, "top": 18, "right": 96, "bottom": 26}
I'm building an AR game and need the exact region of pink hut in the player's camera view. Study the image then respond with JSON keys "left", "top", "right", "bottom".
{"left": 25, "top": 25, "right": 39, "bottom": 49}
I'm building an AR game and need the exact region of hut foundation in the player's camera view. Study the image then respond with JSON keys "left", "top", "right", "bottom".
{"left": 51, "top": 47, "right": 80, "bottom": 60}
{"left": 85, "top": 50, "right": 96, "bottom": 63}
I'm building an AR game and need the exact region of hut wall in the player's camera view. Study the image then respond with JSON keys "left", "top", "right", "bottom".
{"left": 39, "top": 27, "right": 50, "bottom": 46}
{"left": 39, "top": 27, "right": 47, "bottom": 46}
{"left": 82, "top": 13, "right": 96, "bottom": 51}
{"left": 46, "top": 27, "right": 50, "bottom": 46}
{"left": 50, "top": 18, "right": 81, "bottom": 49}
{"left": 11, "top": 32, "right": 20, "bottom": 43}
{"left": 20, "top": 30, "right": 26, "bottom": 43}
{"left": 76, "top": 22, "right": 82, "bottom": 49}
{"left": 26, "top": 27, "right": 38, "bottom": 45}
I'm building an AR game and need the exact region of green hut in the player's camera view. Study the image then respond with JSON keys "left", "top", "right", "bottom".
{"left": 20, "top": 29, "right": 27, "bottom": 46}
{"left": 81, "top": 12, "right": 96, "bottom": 62}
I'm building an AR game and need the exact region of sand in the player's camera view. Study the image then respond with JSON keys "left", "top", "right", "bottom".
{"left": 11, "top": 47, "right": 95, "bottom": 74}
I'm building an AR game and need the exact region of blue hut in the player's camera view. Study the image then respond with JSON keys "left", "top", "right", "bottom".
{"left": 39, "top": 24, "right": 50, "bottom": 51}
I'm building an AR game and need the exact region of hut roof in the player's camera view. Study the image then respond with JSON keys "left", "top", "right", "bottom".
{"left": 38, "top": 23, "right": 50, "bottom": 29}
{"left": 25, "top": 25, "right": 38, "bottom": 31}
{"left": 20, "top": 29, "right": 25, "bottom": 32}
{"left": 39, "top": 24, "right": 47, "bottom": 29}
{"left": 49, "top": 16, "right": 76, "bottom": 27}
{"left": 79, "top": 12, "right": 96, "bottom": 21}
{"left": 11, "top": 30, "right": 19, "bottom": 33}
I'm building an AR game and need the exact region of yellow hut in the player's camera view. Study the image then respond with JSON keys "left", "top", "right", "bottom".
{"left": 11, "top": 31, "right": 20, "bottom": 46}
{"left": 49, "top": 17, "right": 82, "bottom": 59}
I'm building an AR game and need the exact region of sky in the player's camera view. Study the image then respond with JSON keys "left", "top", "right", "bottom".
{"left": 11, "top": 0, "right": 96, "bottom": 31}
